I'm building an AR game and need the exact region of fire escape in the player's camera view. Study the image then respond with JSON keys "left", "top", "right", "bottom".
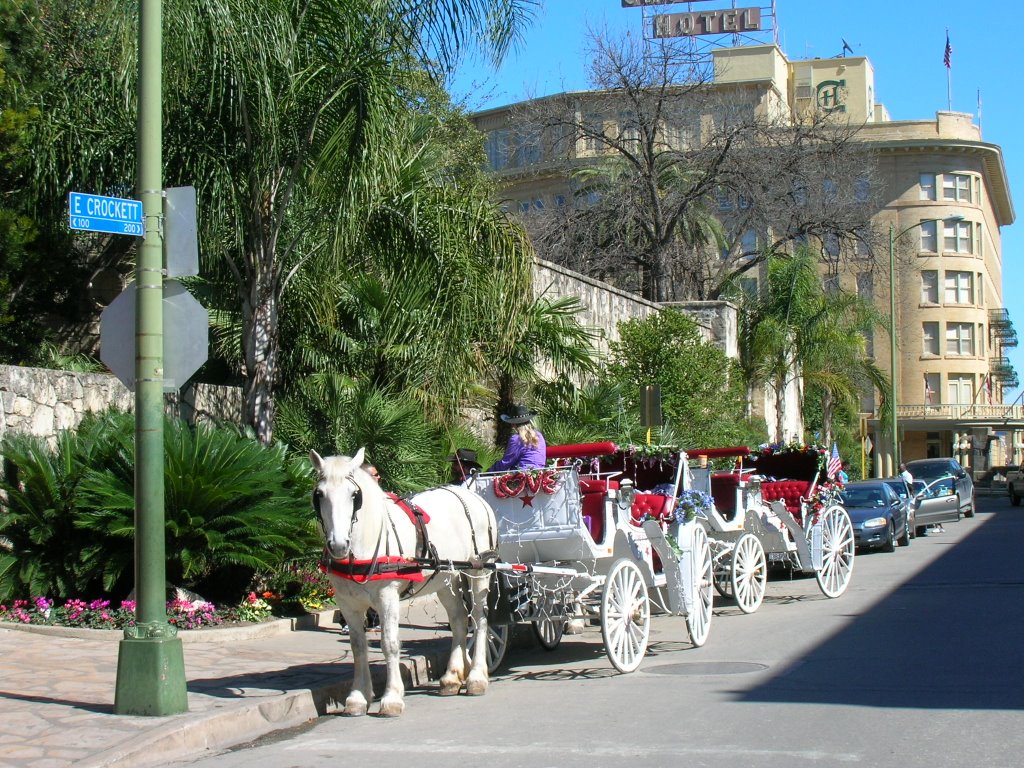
{"left": 989, "top": 308, "right": 1019, "bottom": 390}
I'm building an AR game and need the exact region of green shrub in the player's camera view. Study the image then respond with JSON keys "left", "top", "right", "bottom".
{"left": 1, "top": 409, "right": 319, "bottom": 604}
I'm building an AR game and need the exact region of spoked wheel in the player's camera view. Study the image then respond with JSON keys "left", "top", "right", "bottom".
{"left": 812, "top": 505, "right": 856, "bottom": 598}
{"left": 600, "top": 558, "right": 650, "bottom": 673}
{"left": 468, "top": 622, "right": 509, "bottom": 675}
{"left": 686, "top": 525, "right": 714, "bottom": 646}
{"left": 713, "top": 553, "right": 733, "bottom": 600}
{"left": 531, "top": 617, "right": 565, "bottom": 650}
{"left": 731, "top": 533, "right": 766, "bottom": 614}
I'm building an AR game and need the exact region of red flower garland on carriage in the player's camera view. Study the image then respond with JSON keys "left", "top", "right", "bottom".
{"left": 492, "top": 469, "right": 561, "bottom": 498}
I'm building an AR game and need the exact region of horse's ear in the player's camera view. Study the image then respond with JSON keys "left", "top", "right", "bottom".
{"left": 309, "top": 450, "right": 324, "bottom": 472}
{"left": 352, "top": 446, "right": 366, "bottom": 468}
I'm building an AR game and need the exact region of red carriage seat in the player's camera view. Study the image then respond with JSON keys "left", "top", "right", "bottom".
{"left": 759, "top": 480, "right": 811, "bottom": 523}
{"left": 710, "top": 473, "right": 741, "bottom": 521}
{"left": 579, "top": 478, "right": 618, "bottom": 544}
{"left": 629, "top": 493, "right": 674, "bottom": 526}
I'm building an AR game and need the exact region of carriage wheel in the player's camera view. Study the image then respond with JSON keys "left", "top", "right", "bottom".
{"left": 713, "top": 555, "right": 733, "bottom": 600}
{"left": 686, "top": 525, "right": 713, "bottom": 647}
{"left": 813, "top": 505, "right": 856, "bottom": 599}
{"left": 531, "top": 618, "right": 565, "bottom": 650}
{"left": 468, "top": 622, "right": 509, "bottom": 675}
{"left": 600, "top": 558, "right": 650, "bottom": 673}
{"left": 731, "top": 533, "right": 766, "bottom": 614}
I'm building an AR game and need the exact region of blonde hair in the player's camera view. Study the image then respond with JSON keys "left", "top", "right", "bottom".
{"left": 516, "top": 422, "right": 540, "bottom": 447}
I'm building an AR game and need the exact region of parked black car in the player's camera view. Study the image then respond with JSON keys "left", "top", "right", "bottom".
{"left": 839, "top": 480, "right": 909, "bottom": 552}
{"left": 905, "top": 458, "right": 975, "bottom": 518}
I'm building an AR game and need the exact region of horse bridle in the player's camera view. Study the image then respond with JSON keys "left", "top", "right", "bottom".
{"left": 313, "top": 479, "right": 364, "bottom": 546}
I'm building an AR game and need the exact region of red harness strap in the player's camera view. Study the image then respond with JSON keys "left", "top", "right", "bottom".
{"left": 320, "top": 555, "right": 425, "bottom": 583}
{"left": 320, "top": 494, "right": 431, "bottom": 583}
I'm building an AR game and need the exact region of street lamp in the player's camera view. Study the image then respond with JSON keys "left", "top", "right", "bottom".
{"left": 887, "top": 214, "right": 964, "bottom": 474}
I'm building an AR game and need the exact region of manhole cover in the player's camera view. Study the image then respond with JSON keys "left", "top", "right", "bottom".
{"left": 642, "top": 661, "right": 768, "bottom": 677}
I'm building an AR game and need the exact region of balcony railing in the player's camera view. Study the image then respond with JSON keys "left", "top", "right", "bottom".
{"left": 893, "top": 402, "right": 1024, "bottom": 421}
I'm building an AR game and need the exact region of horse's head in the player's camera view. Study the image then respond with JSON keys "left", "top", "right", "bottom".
{"left": 310, "top": 447, "right": 373, "bottom": 560}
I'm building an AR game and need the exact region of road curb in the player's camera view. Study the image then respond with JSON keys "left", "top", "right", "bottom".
{"left": 75, "top": 644, "right": 449, "bottom": 768}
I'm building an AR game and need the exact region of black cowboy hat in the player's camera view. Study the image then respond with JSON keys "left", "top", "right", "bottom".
{"left": 446, "top": 448, "right": 480, "bottom": 466}
{"left": 499, "top": 405, "right": 535, "bottom": 426}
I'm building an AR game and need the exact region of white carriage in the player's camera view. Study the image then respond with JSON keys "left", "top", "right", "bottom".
{"left": 468, "top": 442, "right": 714, "bottom": 673}
{"left": 685, "top": 445, "right": 856, "bottom": 614}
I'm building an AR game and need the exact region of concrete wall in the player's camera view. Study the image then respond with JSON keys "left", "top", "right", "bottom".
{"left": 0, "top": 364, "right": 242, "bottom": 443}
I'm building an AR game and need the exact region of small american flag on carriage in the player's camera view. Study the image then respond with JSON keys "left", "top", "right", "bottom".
{"left": 827, "top": 443, "right": 842, "bottom": 479}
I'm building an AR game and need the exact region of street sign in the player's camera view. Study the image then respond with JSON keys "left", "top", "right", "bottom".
{"left": 68, "top": 192, "right": 144, "bottom": 236}
{"left": 100, "top": 280, "right": 209, "bottom": 390}
{"left": 864, "top": 435, "right": 874, "bottom": 454}
{"left": 164, "top": 186, "right": 199, "bottom": 277}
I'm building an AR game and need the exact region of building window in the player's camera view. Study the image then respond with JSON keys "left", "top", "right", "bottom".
{"left": 485, "top": 129, "right": 508, "bottom": 171}
{"left": 823, "top": 178, "right": 838, "bottom": 202}
{"left": 944, "top": 271, "right": 973, "bottom": 304}
{"left": 943, "top": 173, "right": 972, "bottom": 202}
{"left": 924, "top": 373, "right": 940, "bottom": 404}
{"left": 945, "top": 322, "right": 974, "bottom": 356}
{"left": 919, "top": 173, "right": 937, "bottom": 201}
{"left": 974, "top": 177, "right": 982, "bottom": 206}
{"left": 975, "top": 222, "right": 984, "bottom": 257}
{"left": 823, "top": 273, "right": 840, "bottom": 295}
{"left": 947, "top": 374, "right": 974, "bottom": 405}
{"left": 554, "top": 194, "right": 566, "bottom": 208}
{"left": 716, "top": 187, "right": 734, "bottom": 212}
{"left": 856, "top": 272, "right": 873, "bottom": 299}
{"left": 740, "top": 228, "right": 758, "bottom": 255}
{"left": 978, "top": 323, "right": 986, "bottom": 358}
{"left": 920, "top": 220, "right": 938, "bottom": 252}
{"left": 854, "top": 177, "right": 871, "bottom": 202}
{"left": 582, "top": 113, "right": 605, "bottom": 153}
{"left": 923, "top": 322, "right": 940, "bottom": 356}
{"left": 617, "top": 110, "right": 639, "bottom": 144}
{"left": 943, "top": 220, "right": 973, "bottom": 253}
{"left": 977, "top": 274, "right": 984, "bottom": 307}
{"left": 738, "top": 277, "right": 758, "bottom": 297}
{"left": 921, "top": 270, "right": 938, "bottom": 304}
{"left": 823, "top": 232, "right": 840, "bottom": 260}
{"left": 792, "top": 180, "right": 808, "bottom": 206}
{"left": 864, "top": 328, "right": 874, "bottom": 358}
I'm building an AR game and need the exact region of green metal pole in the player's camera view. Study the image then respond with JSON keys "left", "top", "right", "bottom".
{"left": 889, "top": 224, "right": 899, "bottom": 476}
{"left": 114, "top": 0, "right": 188, "bottom": 716}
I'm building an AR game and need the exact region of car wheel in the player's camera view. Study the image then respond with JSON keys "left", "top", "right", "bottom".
{"left": 964, "top": 492, "right": 975, "bottom": 518}
{"left": 897, "top": 515, "right": 911, "bottom": 547}
{"left": 909, "top": 512, "right": 916, "bottom": 539}
{"left": 1012, "top": 491, "right": 1021, "bottom": 507}
{"left": 882, "top": 520, "right": 896, "bottom": 553}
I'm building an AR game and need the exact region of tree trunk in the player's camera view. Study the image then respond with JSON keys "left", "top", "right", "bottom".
{"left": 821, "top": 388, "right": 834, "bottom": 447}
{"left": 494, "top": 371, "right": 516, "bottom": 449}
{"left": 774, "top": 373, "right": 787, "bottom": 443}
{"left": 243, "top": 282, "right": 280, "bottom": 445}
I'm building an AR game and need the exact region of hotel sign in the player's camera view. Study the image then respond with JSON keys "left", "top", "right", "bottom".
{"left": 622, "top": 0, "right": 714, "bottom": 6}
{"left": 653, "top": 7, "right": 762, "bottom": 38}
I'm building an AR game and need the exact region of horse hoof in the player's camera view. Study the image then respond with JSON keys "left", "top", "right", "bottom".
{"left": 343, "top": 695, "right": 369, "bottom": 717}
{"left": 379, "top": 699, "right": 405, "bottom": 717}
{"left": 466, "top": 678, "right": 488, "bottom": 696}
{"left": 438, "top": 680, "right": 461, "bottom": 696}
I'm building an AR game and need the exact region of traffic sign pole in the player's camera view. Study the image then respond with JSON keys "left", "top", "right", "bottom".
{"left": 114, "top": 0, "right": 187, "bottom": 716}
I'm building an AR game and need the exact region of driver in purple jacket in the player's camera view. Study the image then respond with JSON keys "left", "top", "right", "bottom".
{"left": 487, "top": 405, "right": 547, "bottom": 471}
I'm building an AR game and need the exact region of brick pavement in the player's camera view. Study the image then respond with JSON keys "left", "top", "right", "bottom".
{"left": 0, "top": 599, "right": 454, "bottom": 768}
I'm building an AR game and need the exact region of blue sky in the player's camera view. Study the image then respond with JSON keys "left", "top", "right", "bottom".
{"left": 450, "top": 0, "right": 1023, "bottom": 404}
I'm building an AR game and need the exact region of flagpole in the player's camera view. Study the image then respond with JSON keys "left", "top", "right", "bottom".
{"left": 945, "top": 29, "right": 952, "bottom": 110}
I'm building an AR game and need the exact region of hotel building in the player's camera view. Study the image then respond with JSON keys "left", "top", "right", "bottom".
{"left": 470, "top": 42, "right": 1023, "bottom": 476}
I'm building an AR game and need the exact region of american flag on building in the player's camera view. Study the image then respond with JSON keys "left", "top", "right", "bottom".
{"left": 827, "top": 443, "right": 842, "bottom": 479}
{"left": 944, "top": 32, "right": 953, "bottom": 69}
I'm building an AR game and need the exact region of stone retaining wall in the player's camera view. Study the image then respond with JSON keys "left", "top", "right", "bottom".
{"left": 0, "top": 364, "right": 242, "bottom": 442}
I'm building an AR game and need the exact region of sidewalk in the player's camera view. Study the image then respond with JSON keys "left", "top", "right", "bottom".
{"left": 0, "top": 598, "right": 455, "bottom": 768}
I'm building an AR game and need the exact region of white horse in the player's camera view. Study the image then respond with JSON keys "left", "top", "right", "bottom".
{"left": 311, "top": 448, "right": 497, "bottom": 716}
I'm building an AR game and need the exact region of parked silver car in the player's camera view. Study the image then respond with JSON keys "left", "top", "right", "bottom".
{"left": 905, "top": 458, "right": 975, "bottom": 518}
{"left": 882, "top": 478, "right": 917, "bottom": 541}
{"left": 911, "top": 476, "right": 962, "bottom": 534}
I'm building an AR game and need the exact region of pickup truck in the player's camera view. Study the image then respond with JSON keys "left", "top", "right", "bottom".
{"left": 1009, "top": 467, "right": 1023, "bottom": 506}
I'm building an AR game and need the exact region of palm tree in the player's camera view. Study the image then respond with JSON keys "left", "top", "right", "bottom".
{"left": 740, "top": 249, "right": 890, "bottom": 445}
{"left": 26, "top": 0, "right": 538, "bottom": 443}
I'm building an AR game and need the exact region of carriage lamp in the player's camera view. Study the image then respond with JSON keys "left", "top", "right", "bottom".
{"left": 618, "top": 479, "right": 637, "bottom": 509}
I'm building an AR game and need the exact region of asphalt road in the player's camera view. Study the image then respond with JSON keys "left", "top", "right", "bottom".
{"left": 174, "top": 494, "right": 1024, "bottom": 768}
